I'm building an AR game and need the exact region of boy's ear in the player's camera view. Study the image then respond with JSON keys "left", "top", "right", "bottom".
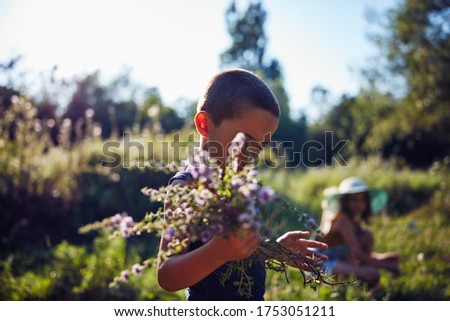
{"left": 194, "top": 111, "right": 210, "bottom": 137}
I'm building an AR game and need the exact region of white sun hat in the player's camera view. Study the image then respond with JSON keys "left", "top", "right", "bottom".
{"left": 325, "top": 177, "right": 388, "bottom": 214}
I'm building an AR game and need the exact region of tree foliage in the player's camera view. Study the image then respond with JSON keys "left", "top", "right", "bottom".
{"left": 320, "top": 0, "right": 450, "bottom": 167}
{"left": 220, "top": 0, "right": 308, "bottom": 158}
{"left": 368, "top": 0, "right": 450, "bottom": 165}
{"left": 221, "top": 1, "right": 267, "bottom": 73}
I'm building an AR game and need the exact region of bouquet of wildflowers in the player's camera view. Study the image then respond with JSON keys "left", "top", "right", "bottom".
{"left": 80, "top": 133, "right": 340, "bottom": 297}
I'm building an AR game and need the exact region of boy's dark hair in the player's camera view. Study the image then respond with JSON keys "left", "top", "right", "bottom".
{"left": 197, "top": 69, "right": 280, "bottom": 125}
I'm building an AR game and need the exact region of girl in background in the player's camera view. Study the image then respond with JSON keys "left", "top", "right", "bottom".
{"left": 317, "top": 177, "right": 399, "bottom": 288}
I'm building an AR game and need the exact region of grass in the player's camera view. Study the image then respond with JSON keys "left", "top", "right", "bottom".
{"left": 257, "top": 157, "right": 449, "bottom": 300}
{"left": 263, "top": 203, "right": 450, "bottom": 300}
{"left": 1, "top": 144, "right": 448, "bottom": 300}
{"left": 1, "top": 98, "right": 448, "bottom": 300}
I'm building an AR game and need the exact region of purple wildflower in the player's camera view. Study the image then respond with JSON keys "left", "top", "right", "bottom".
{"left": 246, "top": 202, "right": 257, "bottom": 217}
{"left": 258, "top": 186, "right": 275, "bottom": 204}
{"left": 407, "top": 220, "right": 419, "bottom": 233}
{"left": 195, "top": 197, "right": 207, "bottom": 207}
{"left": 246, "top": 169, "right": 258, "bottom": 181}
{"left": 238, "top": 185, "right": 251, "bottom": 199}
{"left": 188, "top": 149, "right": 216, "bottom": 180}
{"left": 164, "top": 227, "right": 175, "bottom": 241}
{"left": 168, "top": 161, "right": 179, "bottom": 173}
{"left": 120, "top": 270, "right": 129, "bottom": 282}
{"left": 232, "top": 157, "right": 240, "bottom": 172}
{"left": 199, "top": 189, "right": 213, "bottom": 200}
{"left": 228, "top": 144, "right": 242, "bottom": 158}
{"left": 251, "top": 221, "right": 261, "bottom": 231}
{"left": 238, "top": 212, "right": 254, "bottom": 229}
{"left": 190, "top": 149, "right": 210, "bottom": 168}
{"left": 181, "top": 207, "right": 193, "bottom": 223}
{"left": 305, "top": 218, "right": 317, "bottom": 230}
{"left": 200, "top": 229, "right": 213, "bottom": 243}
{"left": 228, "top": 132, "right": 246, "bottom": 157}
{"left": 298, "top": 212, "right": 309, "bottom": 222}
{"left": 238, "top": 212, "right": 253, "bottom": 222}
{"left": 110, "top": 213, "right": 122, "bottom": 228}
{"left": 120, "top": 216, "right": 134, "bottom": 238}
{"left": 231, "top": 177, "right": 244, "bottom": 188}
{"left": 247, "top": 182, "right": 259, "bottom": 193}
{"left": 233, "top": 132, "right": 247, "bottom": 145}
{"left": 131, "top": 263, "right": 143, "bottom": 276}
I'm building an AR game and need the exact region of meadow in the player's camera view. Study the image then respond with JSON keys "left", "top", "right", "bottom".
{"left": 1, "top": 97, "right": 448, "bottom": 301}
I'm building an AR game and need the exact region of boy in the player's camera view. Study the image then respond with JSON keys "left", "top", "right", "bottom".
{"left": 157, "top": 69, "right": 328, "bottom": 300}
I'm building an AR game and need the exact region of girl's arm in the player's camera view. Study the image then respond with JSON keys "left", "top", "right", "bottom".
{"left": 334, "top": 215, "right": 391, "bottom": 269}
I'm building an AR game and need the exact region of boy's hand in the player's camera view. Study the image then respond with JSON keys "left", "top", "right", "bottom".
{"left": 209, "top": 228, "right": 260, "bottom": 262}
{"left": 276, "top": 231, "right": 329, "bottom": 271}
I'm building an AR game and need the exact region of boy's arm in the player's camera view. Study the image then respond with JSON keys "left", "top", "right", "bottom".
{"left": 157, "top": 232, "right": 259, "bottom": 292}
{"left": 157, "top": 179, "right": 260, "bottom": 292}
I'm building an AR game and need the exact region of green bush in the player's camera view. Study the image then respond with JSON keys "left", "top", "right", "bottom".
{"left": 0, "top": 233, "right": 184, "bottom": 300}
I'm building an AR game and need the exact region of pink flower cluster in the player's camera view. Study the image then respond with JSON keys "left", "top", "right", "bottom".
{"left": 108, "top": 212, "right": 135, "bottom": 238}
{"left": 84, "top": 133, "right": 280, "bottom": 287}
{"left": 123, "top": 132, "right": 278, "bottom": 266}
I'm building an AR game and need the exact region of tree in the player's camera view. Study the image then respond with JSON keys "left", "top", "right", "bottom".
{"left": 221, "top": 1, "right": 267, "bottom": 73}
{"left": 220, "top": 1, "right": 284, "bottom": 100}
{"left": 137, "top": 88, "right": 184, "bottom": 135}
{"left": 0, "top": 56, "right": 26, "bottom": 112}
{"left": 63, "top": 71, "right": 143, "bottom": 139}
{"left": 316, "top": 89, "right": 397, "bottom": 161}
{"left": 364, "top": 0, "right": 450, "bottom": 166}
{"left": 220, "top": 0, "right": 308, "bottom": 160}
{"left": 63, "top": 72, "right": 110, "bottom": 139}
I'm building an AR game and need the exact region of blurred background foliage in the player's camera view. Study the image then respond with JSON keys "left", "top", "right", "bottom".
{"left": 1, "top": 0, "right": 449, "bottom": 300}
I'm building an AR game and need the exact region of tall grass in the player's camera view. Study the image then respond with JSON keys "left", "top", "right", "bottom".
{"left": 259, "top": 157, "right": 444, "bottom": 217}
{"left": 259, "top": 157, "right": 449, "bottom": 300}
{"left": 1, "top": 96, "right": 448, "bottom": 300}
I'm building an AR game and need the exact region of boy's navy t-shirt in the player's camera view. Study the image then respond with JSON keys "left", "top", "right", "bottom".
{"left": 168, "top": 171, "right": 266, "bottom": 301}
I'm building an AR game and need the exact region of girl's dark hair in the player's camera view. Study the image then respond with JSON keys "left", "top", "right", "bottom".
{"left": 197, "top": 69, "right": 280, "bottom": 125}
{"left": 340, "top": 192, "right": 372, "bottom": 224}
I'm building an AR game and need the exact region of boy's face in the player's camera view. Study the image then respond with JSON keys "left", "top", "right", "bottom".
{"left": 202, "top": 104, "right": 279, "bottom": 167}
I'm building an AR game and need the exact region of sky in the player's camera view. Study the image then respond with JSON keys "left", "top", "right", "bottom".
{"left": 0, "top": 0, "right": 398, "bottom": 120}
